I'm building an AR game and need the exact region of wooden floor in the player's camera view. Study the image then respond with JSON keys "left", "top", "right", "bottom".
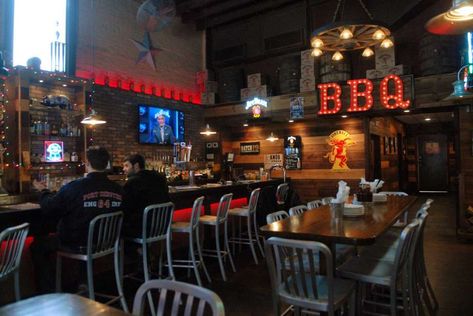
{"left": 3, "top": 194, "right": 473, "bottom": 315}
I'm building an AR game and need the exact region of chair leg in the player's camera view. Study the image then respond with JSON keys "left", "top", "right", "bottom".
{"left": 253, "top": 213, "right": 265, "bottom": 258}
{"left": 56, "top": 255, "right": 62, "bottom": 292}
{"left": 390, "top": 284, "right": 397, "bottom": 316}
{"left": 114, "top": 243, "right": 129, "bottom": 312}
{"left": 189, "top": 230, "right": 202, "bottom": 286}
{"left": 196, "top": 226, "right": 211, "bottom": 283}
{"left": 143, "top": 243, "right": 156, "bottom": 316}
{"left": 231, "top": 216, "right": 236, "bottom": 255}
{"left": 247, "top": 215, "right": 259, "bottom": 264}
{"left": 14, "top": 271, "right": 20, "bottom": 301}
{"left": 86, "top": 258, "right": 95, "bottom": 300}
{"left": 225, "top": 221, "right": 236, "bottom": 272}
{"left": 349, "top": 290, "right": 356, "bottom": 316}
{"left": 215, "top": 224, "right": 227, "bottom": 281}
{"left": 166, "top": 234, "right": 175, "bottom": 280}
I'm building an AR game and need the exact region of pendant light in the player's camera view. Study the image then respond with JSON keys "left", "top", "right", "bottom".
{"left": 81, "top": 109, "right": 106, "bottom": 125}
{"left": 200, "top": 124, "right": 216, "bottom": 135}
{"left": 426, "top": 0, "right": 473, "bottom": 34}
{"left": 266, "top": 132, "right": 279, "bottom": 142}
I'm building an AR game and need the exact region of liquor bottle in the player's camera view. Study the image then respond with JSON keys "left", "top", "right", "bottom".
{"left": 51, "top": 123, "right": 58, "bottom": 136}
{"left": 44, "top": 119, "right": 50, "bottom": 136}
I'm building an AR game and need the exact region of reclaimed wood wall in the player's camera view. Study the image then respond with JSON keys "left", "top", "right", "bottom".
{"left": 459, "top": 106, "right": 473, "bottom": 230}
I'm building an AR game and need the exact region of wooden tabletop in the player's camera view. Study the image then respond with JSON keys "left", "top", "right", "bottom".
{"left": 0, "top": 293, "right": 131, "bottom": 316}
{"left": 260, "top": 195, "right": 417, "bottom": 245}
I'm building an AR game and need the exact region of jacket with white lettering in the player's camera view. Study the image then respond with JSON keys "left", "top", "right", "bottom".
{"left": 39, "top": 172, "right": 124, "bottom": 247}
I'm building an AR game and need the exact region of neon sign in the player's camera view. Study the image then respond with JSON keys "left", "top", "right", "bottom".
{"left": 245, "top": 97, "right": 268, "bottom": 118}
{"left": 318, "top": 74, "right": 410, "bottom": 115}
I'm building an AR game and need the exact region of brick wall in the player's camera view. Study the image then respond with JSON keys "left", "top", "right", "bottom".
{"left": 90, "top": 86, "right": 204, "bottom": 166}
{"left": 76, "top": 0, "right": 203, "bottom": 95}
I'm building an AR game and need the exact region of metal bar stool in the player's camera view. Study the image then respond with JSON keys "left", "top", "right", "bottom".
{"left": 171, "top": 196, "right": 211, "bottom": 286}
{"left": 56, "top": 211, "right": 128, "bottom": 312}
{"left": 228, "top": 188, "right": 264, "bottom": 264}
{"left": 0, "top": 223, "right": 29, "bottom": 301}
{"left": 199, "top": 193, "right": 235, "bottom": 281}
{"left": 275, "top": 183, "right": 289, "bottom": 210}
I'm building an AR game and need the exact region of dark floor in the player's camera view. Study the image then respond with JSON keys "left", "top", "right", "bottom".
{"left": 3, "top": 194, "right": 473, "bottom": 315}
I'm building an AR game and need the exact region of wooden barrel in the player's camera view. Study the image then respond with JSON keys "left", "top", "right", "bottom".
{"left": 319, "top": 53, "right": 351, "bottom": 83}
{"left": 419, "top": 33, "right": 459, "bottom": 76}
{"left": 217, "top": 67, "right": 244, "bottom": 103}
{"left": 278, "top": 55, "right": 300, "bottom": 94}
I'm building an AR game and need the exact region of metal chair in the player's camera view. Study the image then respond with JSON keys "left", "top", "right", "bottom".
{"left": 275, "top": 183, "right": 289, "bottom": 208}
{"left": 132, "top": 279, "right": 225, "bottom": 316}
{"left": 337, "top": 220, "right": 419, "bottom": 316}
{"left": 379, "top": 192, "right": 409, "bottom": 227}
{"left": 288, "top": 204, "right": 308, "bottom": 216}
{"left": 266, "top": 210, "right": 289, "bottom": 224}
{"left": 0, "top": 223, "right": 29, "bottom": 301}
{"left": 171, "top": 196, "right": 211, "bottom": 286}
{"left": 321, "top": 197, "right": 334, "bottom": 205}
{"left": 199, "top": 193, "right": 235, "bottom": 281}
{"left": 307, "top": 200, "right": 322, "bottom": 209}
{"left": 228, "top": 188, "right": 264, "bottom": 264}
{"left": 265, "top": 237, "right": 356, "bottom": 316}
{"left": 56, "top": 211, "right": 128, "bottom": 312}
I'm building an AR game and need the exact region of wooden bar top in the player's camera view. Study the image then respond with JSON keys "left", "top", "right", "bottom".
{"left": 260, "top": 195, "right": 417, "bottom": 245}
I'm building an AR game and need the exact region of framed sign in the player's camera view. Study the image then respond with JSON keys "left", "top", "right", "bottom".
{"left": 264, "top": 154, "right": 283, "bottom": 170}
{"left": 240, "top": 142, "right": 260, "bottom": 155}
{"left": 290, "top": 97, "right": 304, "bottom": 119}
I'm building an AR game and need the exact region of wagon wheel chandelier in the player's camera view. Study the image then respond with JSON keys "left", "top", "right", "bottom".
{"left": 310, "top": 0, "right": 393, "bottom": 61}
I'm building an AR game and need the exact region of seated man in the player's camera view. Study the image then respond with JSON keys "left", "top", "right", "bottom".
{"left": 122, "top": 154, "right": 170, "bottom": 238}
{"left": 31, "top": 146, "right": 123, "bottom": 293}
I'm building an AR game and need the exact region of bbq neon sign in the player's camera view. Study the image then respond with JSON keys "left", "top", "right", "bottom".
{"left": 317, "top": 74, "right": 410, "bottom": 115}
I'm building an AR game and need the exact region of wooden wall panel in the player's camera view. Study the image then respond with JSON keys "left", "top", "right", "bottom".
{"left": 459, "top": 107, "right": 473, "bottom": 230}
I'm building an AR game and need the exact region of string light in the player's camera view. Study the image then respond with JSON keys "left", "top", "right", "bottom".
{"left": 317, "top": 83, "right": 342, "bottom": 115}
{"left": 347, "top": 79, "right": 374, "bottom": 112}
{"left": 380, "top": 74, "right": 410, "bottom": 109}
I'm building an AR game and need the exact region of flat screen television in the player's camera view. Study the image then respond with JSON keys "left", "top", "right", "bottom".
{"left": 138, "top": 104, "right": 185, "bottom": 145}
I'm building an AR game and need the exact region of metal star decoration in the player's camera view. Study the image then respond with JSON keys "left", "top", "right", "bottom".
{"left": 131, "top": 32, "right": 162, "bottom": 71}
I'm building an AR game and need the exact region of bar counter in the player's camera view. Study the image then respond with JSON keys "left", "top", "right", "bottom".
{"left": 0, "top": 178, "right": 285, "bottom": 234}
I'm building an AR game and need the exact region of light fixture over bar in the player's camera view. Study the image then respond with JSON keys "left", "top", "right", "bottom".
{"left": 426, "top": 0, "right": 473, "bottom": 35}
{"left": 200, "top": 124, "right": 216, "bottom": 135}
{"left": 81, "top": 109, "right": 106, "bottom": 125}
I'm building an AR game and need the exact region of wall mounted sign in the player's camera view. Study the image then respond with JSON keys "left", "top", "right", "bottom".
{"left": 284, "top": 135, "right": 302, "bottom": 170}
{"left": 290, "top": 97, "right": 304, "bottom": 119}
{"left": 317, "top": 74, "right": 411, "bottom": 115}
{"left": 245, "top": 97, "right": 268, "bottom": 118}
{"left": 324, "top": 130, "right": 355, "bottom": 170}
{"left": 264, "top": 154, "right": 283, "bottom": 170}
{"left": 240, "top": 142, "right": 260, "bottom": 155}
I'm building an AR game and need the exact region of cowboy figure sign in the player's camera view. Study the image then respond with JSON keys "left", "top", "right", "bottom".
{"left": 324, "top": 130, "right": 355, "bottom": 170}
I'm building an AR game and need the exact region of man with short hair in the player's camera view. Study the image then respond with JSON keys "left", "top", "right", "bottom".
{"left": 31, "top": 146, "right": 123, "bottom": 292}
{"left": 122, "top": 153, "right": 170, "bottom": 237}
{"left": 152, "top": 113, "right": 175, "bottom": 144}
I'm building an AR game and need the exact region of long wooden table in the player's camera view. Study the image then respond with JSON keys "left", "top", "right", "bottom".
{"left": 260, "top": 195, "right": 418, "bottom": 246}
{"left": 0, "top": 293, "right": 131, "bottom": 316}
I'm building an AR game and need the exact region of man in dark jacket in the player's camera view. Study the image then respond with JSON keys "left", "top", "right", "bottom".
{"left": 122, "top": 154, "right": 170, "bottom": 238}
{"left": 31, "top": 146, "right": 123, "bottom": 292}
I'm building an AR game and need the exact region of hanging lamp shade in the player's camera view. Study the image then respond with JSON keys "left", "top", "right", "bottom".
{"left": 81, "top": 109, "right": 106, "bottom": 125}
{"left": 200, "top": 124, "right": 216, "bottom": 135}
{"left": 426, "top": 0, "right": 473, "bottom": 35}
{"left": 266, "top": 132, "right": 279, "bottom": 142}
{"left": 444, "top": 64, "right": 473, "bottom": 100}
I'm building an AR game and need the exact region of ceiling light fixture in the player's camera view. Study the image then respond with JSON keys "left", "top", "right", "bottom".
{"left": 310, "top": 0, "right": 391, "bottom": 61}
{"left": 199, "top": 124, "right": 216, "bottom": 135}
{"left": 425, "top": 117, "right": 432, "bottom": 121}
{"left": 81, "top": 109, "right": 106, "bottom": 125}
{"left": 266, "top": 132, "right": 279, "bottom": 142}
{"left": 426, "top": 0, "right": 473, "bottom": 34}
{"left": 444, "top": 64, "right": 473, "bottom": 100}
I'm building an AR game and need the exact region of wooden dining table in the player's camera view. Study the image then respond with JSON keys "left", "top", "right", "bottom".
{"left": 0, "top": 293, "right": 131, "bottom": 316}
{"left": 260, "top": 195, "right": 418, "bottom": 247}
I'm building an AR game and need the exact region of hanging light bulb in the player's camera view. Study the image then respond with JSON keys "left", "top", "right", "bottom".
{"left": 362, "top": 47, "right": 374, "bottom": 57}
{"left": 311, "top": 48, "right": 323, "bottom": 57}
{"left": 199, "top": 124, "right": 216, "bottom": 135}
{"left": 372, "top": 29, "right": 387, "bottom": 40}
{"left": 332, "top": 51, "right": 344, "bottom": 61}
{"left": 266, "top": 132, "right": 279, "bottom": 142}
{"left": 339, "top": 28, "right": 353, "bottom": 40}
{"left": 380, "top": 38, "right": 394, "bottom": 48}
{"left": 311, "top": 37, "right": 324, "bottom": 48}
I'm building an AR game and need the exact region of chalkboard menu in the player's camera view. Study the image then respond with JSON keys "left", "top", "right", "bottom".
{"left": 284, "top": 135, "right": 302, "bottom": 170}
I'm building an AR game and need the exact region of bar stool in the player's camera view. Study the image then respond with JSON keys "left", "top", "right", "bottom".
{"left": 0, "top": 223, "right": 29, "bottom": 301}
{"left": 56, "top": 211, "right": 128, "bottom": 312}
{"left": 228, "top": 188, "right": 264, "bottom": 264}
{"left": 275, "top": 183, "right": 289, "bottom": 210}
{"left": 199, "top": 193, "right": 235, "bottom": 281}
{"left": 171, "top": 196, "right": 211, "bottom": 286}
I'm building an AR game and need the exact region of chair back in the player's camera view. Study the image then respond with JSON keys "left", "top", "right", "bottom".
{"left": 266, "top": 211, "right": 289, "bottom": 224}
{"left": 265, "top": 237, "right": 335, "bottom": 306}
{"left": 321, "top": 197, "right": 333, "bottom": 205}
{"left": 378, "top": 191, "right": 408, "bottom": 196}
{"left": 307, "top": 200, "right": 322, "bottom": 209}
{"left": 288, "top": 205, "right": 308, "bottom": 217}
{"left": 87, "top": 211, "right": 123, "bottom": 257}
{"left": 391, "top": 220, "right": 419, "bottom": 280}
{"left": 142, "top": 202, "right": 175, "bottom": 243}
{"left": 275, "top": 183, "right": 289, "bottom": 205}
{"left": 132, "top": 279, "right": 225, "bottom": 316}
{"left": 0, "top": 223, "right": 29, "bottom": 280}
{"left": 216, "top": 193, "right": 233, "bottom": 222}
{"left": 247, "top": 188, "right": 261, "bottom": 215}
{"left": 190, "top": 196, "right": 205, "bottom": 231}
